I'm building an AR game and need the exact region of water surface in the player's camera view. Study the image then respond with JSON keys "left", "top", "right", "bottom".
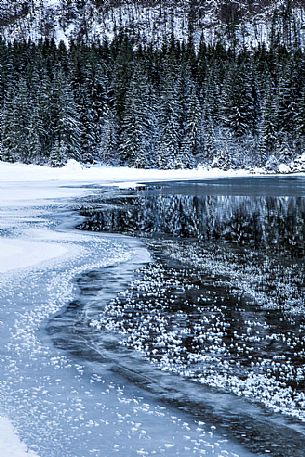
{"left": 49, "top": 176, "right": 305, "bottom": 456}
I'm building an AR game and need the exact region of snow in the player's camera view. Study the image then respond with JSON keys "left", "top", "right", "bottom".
{"left": 0, "top": 238, "right": 67, "bottom": 273}
{"left": 278, "top": 163, "right": 291, "bottom": 173}
{"left": 1, "top": 158, "right": 304, "bottom": 189}
{"left": 2, "top": 0, "right": 305, "bottom": 50}
{"left": 0, "top": 417, "right": 39, "bottom": 457}
{"left": 0, "top": 159, "right": 233, "bottom": 455}
{"left": 0, "top": 159, "right": 255, "bottom": 278}
{"left": 0, "top": 158, "right": 303, "bottom": 277}
{"left": 0, "top": 158, "right": 254, "bottom": 185}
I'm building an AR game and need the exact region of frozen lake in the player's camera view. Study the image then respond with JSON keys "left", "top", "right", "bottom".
{"left": 1, "top": 175, "right": 305, "bottom": 456}
{"left": 0, "top": 178, "right": 259, "bottom": 457}
{"left": 71, "top": 176, "right": 305, "bottom": 456}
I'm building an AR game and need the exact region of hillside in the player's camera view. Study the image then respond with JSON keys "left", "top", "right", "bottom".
{"left": 0, "top": 1, "right": 305, "bottom": 50}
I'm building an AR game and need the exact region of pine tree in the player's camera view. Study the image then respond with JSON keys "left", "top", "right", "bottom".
{"left": 97, "top": 106, "right": 119, "bottom": 165}
{"left": 49, "top": 67, "right": 81, "bottom": 165}
{"left": 119, "top": 64, "right": 157, "bottom": 168}
{"left": 156, "top": 63, "right": 182, "bottom": 169}
{"left": 178, "top": 66, "right": 201, "bottom": 167}
{"left": 258, "top": 79, "right": 279, "bottom": 164}
{"left": 1, "top": 76, "right": 30, "bottom": 163}
{"left": 221, "top": 58, "right": 257, "bottom": 138}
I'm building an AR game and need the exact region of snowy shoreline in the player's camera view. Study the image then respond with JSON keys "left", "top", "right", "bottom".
{"left": 1, "top": 159, "right": 258, "bottom": 185}
{"left": 1, "top": 158, "right": 305, "bottom": 190}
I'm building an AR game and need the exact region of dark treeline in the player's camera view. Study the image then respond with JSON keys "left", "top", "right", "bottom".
{"left": 1, "top": 35, "right": 305, "bottom": 168}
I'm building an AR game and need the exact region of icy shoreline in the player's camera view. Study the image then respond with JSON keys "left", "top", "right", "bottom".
{"left": 1, "top": 159, "right": 305, "bottom": 456}
{"left": 1, "top": 157, "right": 305, "bottom": 187}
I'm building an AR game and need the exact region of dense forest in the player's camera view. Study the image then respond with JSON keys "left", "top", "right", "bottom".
{"left": 0, "top": 1, "right": 304, "bottom": 168}
{"left": 1, "top": 33, "right": 305, "bottom": 169}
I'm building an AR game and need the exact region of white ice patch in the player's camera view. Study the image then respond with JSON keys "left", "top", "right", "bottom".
{"left": 0, "top": 417, "right": 39, "bottom": 457}
{"left": 0, "top": 238, "right": 68, "bottom": 273}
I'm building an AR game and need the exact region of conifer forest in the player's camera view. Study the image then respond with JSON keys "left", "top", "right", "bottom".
{"left": 1, "top": 0, "right": 305, "bottom": 169}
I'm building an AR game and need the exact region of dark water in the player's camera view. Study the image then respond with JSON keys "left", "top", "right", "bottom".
{"left": 48, "top": 176, "right": 305, "bottom": 456}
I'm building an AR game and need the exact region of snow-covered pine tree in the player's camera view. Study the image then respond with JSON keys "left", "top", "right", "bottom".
{"left": 178, "top": 65, "right": 201, "bottom": 168}
{"left": 1, "top": 76, "right": 30, "bottom": 163}
{"left": 49, "top": 67, "right": 81, "bottom": 166}
{"left": 119, "top": 64, "right": 157, "bottom": 168}
{"left": 155, "top": 59, "right": 182, "bottom": 169}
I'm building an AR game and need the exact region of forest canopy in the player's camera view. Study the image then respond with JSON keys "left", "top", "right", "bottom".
{"left": 0, "top": 35, "right": 304, "bottom": 169}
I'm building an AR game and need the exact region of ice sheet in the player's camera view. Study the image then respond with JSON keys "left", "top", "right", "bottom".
{"left": 0, "top": 417, "right": 39, "bottom": 457}
{"left": 0, "top": 238, "right": 68, "bottom": 273}
{"left": 0, "top": 160, "right": 265, "bottom": 457}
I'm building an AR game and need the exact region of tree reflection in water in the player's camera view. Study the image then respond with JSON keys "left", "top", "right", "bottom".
{"left": 79, "top": 187, "right": 305, "bottom": 421}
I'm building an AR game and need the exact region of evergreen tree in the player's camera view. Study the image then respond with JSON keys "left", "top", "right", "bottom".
{"left": 0, "top": 33, "right": 303, "bottom": 169}
{"left": 1, "top": 76, "right": 30, "bottom": 163}
{"left": 178, "top": 66, "right": 201, "bottom": 167}
{"left": 221, "top": 59, "right": 257, "bottom": 138}
{"left": 97, "top": 106, "right": 119, "bottom": 165}
{"left": 156, "top": 62, "right": 182, "bottom": 169}
{"left": 119, "top": 64, "right": 156, "bottom": 168}
{"left": 258, "top": 79, "right": 279, "bottom": 164}
{"left": 49, "top": 67, "right": 81, "bottom": 165}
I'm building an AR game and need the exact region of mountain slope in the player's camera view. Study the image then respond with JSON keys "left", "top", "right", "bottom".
{"left": 0, "top": 0, "right": 305, "bottom": 49}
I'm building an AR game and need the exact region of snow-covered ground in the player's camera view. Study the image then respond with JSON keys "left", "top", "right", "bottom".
{"left": 0, "top": 159, "right": 254, "bottom": 277}
{"left": 0, "top": 417, "right": 39, "bottom": 457}
{"left": 0, "top": 158, "right": 256, "bottom": 184}
{"left": 0, "top": 160, "right": 262, "bottom": 457}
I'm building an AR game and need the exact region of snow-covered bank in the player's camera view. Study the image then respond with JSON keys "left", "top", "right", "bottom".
{"left": 0, "top": 160, "right": 263, "bottom": 211}
{"left": 2, "top": 159, "right": 301, "bottom": 457}
{"left": 0, "top": 173, "right": 138, "bottom": 457}
{"left": 0, "top": 159, "right": 256, "bottom": 187}
{"left": 1, "top": 158, "right": 305, "bottom": 192}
